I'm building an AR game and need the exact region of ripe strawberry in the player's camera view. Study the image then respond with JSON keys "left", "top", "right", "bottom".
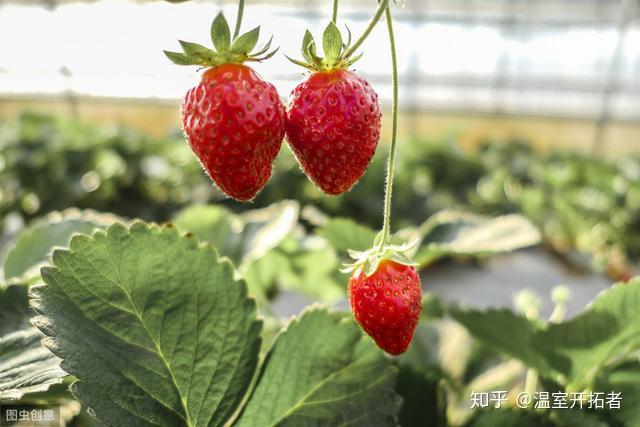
{"left": 285, "top": 24, "right": 381, "bottom": 195}
{"left": 182, "top": 64, "right": 285, "bottom": 201}
{"left": 286, "top": 70, "right": 381, "bottom": 195}
{"left": 349, "top": 260, "right": 422, "bottom": 355}
{"left": 165, "top": 13, "right": 284, "bottom": 201}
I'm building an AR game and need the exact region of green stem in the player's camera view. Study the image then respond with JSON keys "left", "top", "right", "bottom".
{"left": 343, "top": 0, "right": 389, "bottom": 58}
{"left": 332, "top": 0, "right": 339, "bottom": 23}
{"left": 379, "top": 2, "right": 399, "bottom": 246}
{"left": 233, "top": 0, "right": 245, "bottom": 39}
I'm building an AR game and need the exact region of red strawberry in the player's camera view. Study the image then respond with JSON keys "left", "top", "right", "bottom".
{"left": 182, "top": 64, "right": 285, "bottom": 201}
{"left": 285, "top": 24, "right": 381, "bottom": 195}
{"left": 349, "top": 260, "right": 422, "bottom": 355}
{"left": 286, "top": 69, "right": 381, "bottom": 195}
{"left": 165, "top": 12, "right": 283, "bottom": 201}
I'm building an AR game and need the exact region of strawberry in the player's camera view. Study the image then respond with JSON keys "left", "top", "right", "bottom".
{"left": 349, "top": 260, "right": 422, "bottom": 355}
{"left": 285, "top": 23, "right": 381, "bottom": 195}
{"left": 165, "top": 13, "right": 284, "bottom": 201}
{"left": 286, "top": 70, "right": 381, "bottom": 195}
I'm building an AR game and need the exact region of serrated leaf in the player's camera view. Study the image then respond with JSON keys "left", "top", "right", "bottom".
{"left": 415, "top": 211, "right": 541, "bottom": 266}
{"left": 231, "top": 26, "right": 260, "bottom": 53}
{"left": 236, "top": 307, "right": 401, "bottom": 426}
{"left": 0, "top": 284, "right": 65, "bottom": 400}
{"left": 3, "top": 209, "right": 119, "bottom": 281}
{"left": 211, "top": 12, "right": 231, "bottom": 52}
{"left": 31, "top": 222, "right": 262, "bottom": 427}
{"left": 319, "top": 217, "right": 377, "bottom": 254}
{"left": 322, "top": 22, "right": 343, "bottom": 61}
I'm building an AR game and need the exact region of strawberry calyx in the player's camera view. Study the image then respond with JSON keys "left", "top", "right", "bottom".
{"left": 164, "top": 12, "right": 278, "bottom": 68}
{"left": 286, "top": 22, "right": 364, "bottom": 72}
{"left": 341, "top": 233, "right": 419, "bottom": 277}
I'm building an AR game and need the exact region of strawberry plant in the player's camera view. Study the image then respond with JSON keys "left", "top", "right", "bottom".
{"left": 1, "top": 0, "right": 639, "bottom": 426}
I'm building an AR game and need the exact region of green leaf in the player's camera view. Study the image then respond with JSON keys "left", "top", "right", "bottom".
{"left": 450, "top": 278, "right": 640, "bottom": 388}
{"left": 178, "top": 40, "right": 215, "bottom": 59}
{"left": 211, "top": 12, "right": 231, "bottom": 52}
{"left": 319, "top": 217, "right": 377, "bottom": 253}
{"left": 396, "top": 366, "right": 446, "bottom": 427}
{"left": 252, "top": 35, "right": 273, "bottom": 56}
{"left": 322, "top": 22, "right": 343, "bottom": 61}
{"left": 236, "top": 307, "right": 401, "bottom": 426}
{"left": 538, "top": 277, "right": 640, "bottom": 388}
{"left": 31, "top": 222, "right": 262, "bottom": 427}
{"left": 3, "top": 209, "right": 119, "bottom": 281}
{"left": 172, "top": 204, "right": 238, "bottom": 260}
{"left": 595, "top": 362, "right": 640, "bottom": 427}
{"left": 164, "top": 50, "right": 200, "bottom": 66}
{"left": 172, "top": 201, "right": 299, "bottom": 267}
{"left": 0, "top": 284, "right": 65, "bottom": 400}
{"left": 415, "top": 211, "right": 541, "bottom": 266}
{"left": 448, "top": 307, "right": 555, "bottom": 378}
{"left": 231, "top": 27, "right": 260, "bottom": 53}
{"left": 301, "top": 30, "right": 316, "bottom": 64}
{"left": 238, "top": 201, "right": 299, "bottom": 265}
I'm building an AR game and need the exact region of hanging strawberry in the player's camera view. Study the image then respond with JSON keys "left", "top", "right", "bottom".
{"left": 165, "top": 13, "right": 284, "bottom": 201}
{"left": 285, "top": 23, "right": 381, "bottom": 195}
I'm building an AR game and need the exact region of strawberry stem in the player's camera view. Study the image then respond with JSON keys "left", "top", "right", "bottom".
{"left": 233, "top": 0, "right": 245, "bottom": 39}
{"left": 379, "top": 1, "right": 398, "bottom": 247}
{"left": 332, "top": 0, "right": 339, "bottom": 23}
{"left": 343, "top": 0, "right": 389, "bottom": 59}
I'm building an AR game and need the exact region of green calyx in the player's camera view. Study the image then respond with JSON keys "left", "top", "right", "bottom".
{"left": 341, "top": 234, "right": 419, "bottom": 277}
{"left": 287, "top": 22, "right": 363, "bottom": 72}
{"left": 164, "top": 12, "right": 278, "bottom": 67}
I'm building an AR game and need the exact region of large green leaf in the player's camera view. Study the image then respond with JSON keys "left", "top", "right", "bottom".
{"left": 595, "top": 361, "right": 640, "bottom": 427}
{"left": 414, "top": 211, "right": 541, "bottom": 266}
{"left": 538, "top": 277, "right": 640, "bottom": 388}
{"left": 318, "top": 217, "right": 377, "bottom": 254}
{"left": 0, "top": 284, "right": 65, "bottom": 400}
{"left": 396, "top": 365, "right": 446, "bottom": 427}
{"left": 236, "top": 307, "right": 401, "bottom": 426}
{"left": 449, "top": 278, "right": 640, "bottom": 388}
{"left": 31, "top": 222, "right": 262, "bottom": 427}
{"left": 448, "top": 307, "right": 555, "bottom": 378}
{"left": 3, "top": 209, "right": 120, "bottom": 281}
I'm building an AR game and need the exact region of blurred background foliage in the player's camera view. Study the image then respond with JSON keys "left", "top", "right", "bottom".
{"left": 0, "top": 112, "right": 638, "bottom": 280}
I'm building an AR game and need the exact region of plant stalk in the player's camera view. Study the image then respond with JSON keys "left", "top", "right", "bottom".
{"left": 332, "top": 0, "right": 339, "bottom": 23}
{"left": 379, "top": 1, "right": 399, "bottom": 246}
{"left": 343, "top": 0, "right": 389, "bottom": 58}
{"left": 233, "top": 0, "right": 245, "bottom": 39}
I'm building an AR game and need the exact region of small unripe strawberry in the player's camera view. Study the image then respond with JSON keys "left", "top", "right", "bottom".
{"left": 349, "top": 260, "right": 422, "bottom": 355}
